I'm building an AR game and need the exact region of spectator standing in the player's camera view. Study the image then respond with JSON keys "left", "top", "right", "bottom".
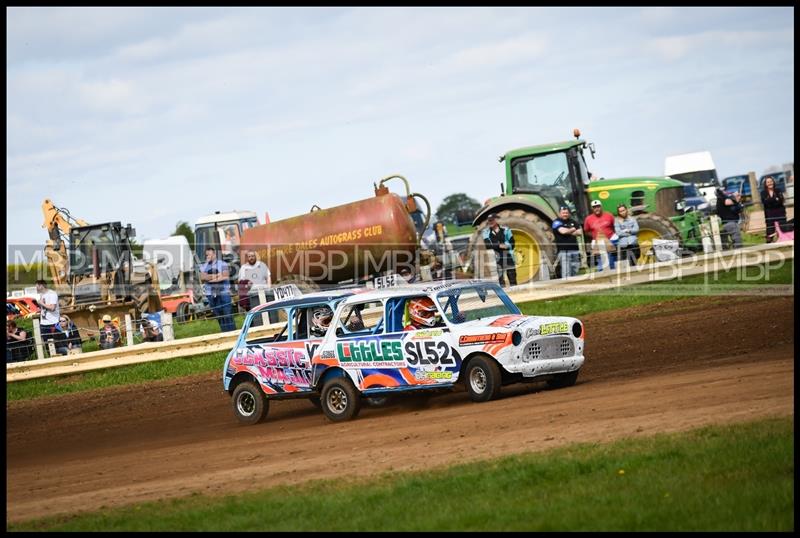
{"left": 552, "top": 206, "right": 582, "bottom": 279}
{"left": 583, "top": 200, "right": 617, "bottom": 271}
{"left": 200, "top": 247, "right": 236, "bottom": 332}
{"left": 55, "top": 315, "right": 81, "bottom": 355}
{"left": 238, "top": 250, "right": 271, "bottom": 311}
{"left": 716, "top": 188, "right": 743, "bottom": 249}
{"left": 139, "top": 315, "right": 164, "bottom": 342}
{"left": 98, "top": 314, "right": 121, "bottom": 350}
{"left": 614, "top": 204, "right": 640, "bottom": 266}
{"left": 482, "top": 213, "right": 517, "bottom": 287}
{"left": 33, "top": 279, "right": 61, "bottom": 348}
{"left": 7, "top": 320, "right": 32, "bottom": 363}
{"left": 761, "top": 176, "right": 787, "bottom": 243}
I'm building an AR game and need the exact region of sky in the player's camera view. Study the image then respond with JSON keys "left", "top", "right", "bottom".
{"left": 6, "top": 6, "right": 795, "bottom": 253}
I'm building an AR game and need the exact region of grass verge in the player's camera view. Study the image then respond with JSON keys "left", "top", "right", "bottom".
{"left": 8, "top": 417, "right": 793, "bottom": 531}
{"left": 7, "top": 261, "right": 793, "bottom": 402}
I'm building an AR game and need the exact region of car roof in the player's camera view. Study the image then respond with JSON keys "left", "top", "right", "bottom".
{"left": 250, "top": 289, "right": 358, "bottom": 313}
{"left": 338, "top": 279, "right": 499, "bottom": 304}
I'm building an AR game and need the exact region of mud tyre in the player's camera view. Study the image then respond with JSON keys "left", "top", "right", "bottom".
{"left": 321, "top": 377, "right": 361, "bottom": 422}
{"left": 232, "top": 381, "right": 269, "bottom": 425}
{"left": 464, "top": 356, "right": 502, "bottom": 402}
{"left": 470, "top": 209, "right": 556, "bottom": 284}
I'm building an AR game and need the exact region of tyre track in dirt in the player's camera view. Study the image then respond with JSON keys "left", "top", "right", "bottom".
{"left": 6, "top": 295, "right": 794, "bottom": 523}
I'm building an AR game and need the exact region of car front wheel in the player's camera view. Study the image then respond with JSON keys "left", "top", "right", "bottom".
{"left": 464, "top": 356, "right": 502, "bottom": 402}
{"left": 232, "top": 381, "right": 269, "bottom": 425}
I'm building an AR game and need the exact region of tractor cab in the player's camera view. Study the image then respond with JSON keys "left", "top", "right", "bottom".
{"left": 503, "top": 134, "right": 594, "bottom": 221}
{"left": 194, "top": 211, "right": 259, "bottom": 267}
{"left": 68, "top": 222, "right": 137, "bottom": 304}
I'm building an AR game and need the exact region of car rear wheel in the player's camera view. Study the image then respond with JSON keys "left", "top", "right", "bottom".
{"left": 321, "top": 377, "right": 361, "bottom": 422}
{"left": 232, "top": 381, "right": 269, "bottom": 425}
{"left": 464, "top": 356, "right": 502, "bottom": 402}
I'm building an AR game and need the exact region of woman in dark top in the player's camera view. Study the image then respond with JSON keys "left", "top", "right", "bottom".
{"left": 761, "top": 176, "right": 787, "bottom": 242}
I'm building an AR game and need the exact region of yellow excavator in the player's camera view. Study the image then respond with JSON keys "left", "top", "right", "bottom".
{"left": 41, "top": 199, "right": 162, "bottom": 339}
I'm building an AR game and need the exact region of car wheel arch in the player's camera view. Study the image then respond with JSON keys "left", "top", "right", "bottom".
{"left": 315, "top": 367, "right": 350, "bottom": 393}
{"left": 228, "top": 371, "right": 259, "bottom": 395}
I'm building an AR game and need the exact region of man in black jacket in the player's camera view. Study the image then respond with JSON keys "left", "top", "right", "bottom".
{"left": 716, "top": 188, "right": 743, "bottom": 249}
{"left": 482, "top": 213, "right": 517, "bottom": 286}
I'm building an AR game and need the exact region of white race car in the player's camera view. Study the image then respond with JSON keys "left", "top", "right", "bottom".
{"left": 223, "top": 280, "right": 584, "bottom": 424}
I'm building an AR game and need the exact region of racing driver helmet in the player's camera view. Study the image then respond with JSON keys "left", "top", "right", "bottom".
{"left": 310, "top": 305, "right": 333, "bottom": 337}
{"left": 407, "top": 297, "right": 441, "bottom": 328}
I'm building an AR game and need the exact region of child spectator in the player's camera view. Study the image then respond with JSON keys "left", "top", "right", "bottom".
{"left": 98, "top": 315, "right": 121, "bottom": 350}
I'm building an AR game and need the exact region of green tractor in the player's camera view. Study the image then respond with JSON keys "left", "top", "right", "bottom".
{"left": 470, "top": 129, "right": 704, "bottom": 283}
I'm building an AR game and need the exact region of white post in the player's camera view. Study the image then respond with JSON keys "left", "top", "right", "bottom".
{"left": 161, "top": 311, "right": 174, "bottom": 341}
{"left": 538, "top": 252, "right": 550, "bottom": 281}
{"left": 258, "top": 288, "right": 269, "bottom": 326}
{"left": 710, "top": 215, "right": 722, "bottom": 251}
{"left": 125, "top": 314, "right": 134, "bottom": 346}
{"left": 32, "top": 318, "right": 45, "bottom": 361}
{"left": 47, "top": 341, "right": 57, "bottom": 358}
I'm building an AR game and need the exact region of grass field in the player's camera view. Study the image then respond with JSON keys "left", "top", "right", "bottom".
{"left": 6, "top": 260, "right": 792, "bottom": 402}
{"left": 9, "top": 417, "right": 793, "bottom": 531}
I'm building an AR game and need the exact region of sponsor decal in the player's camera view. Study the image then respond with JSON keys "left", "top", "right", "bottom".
{"left": 539, "top": 321, "right": 569, "bottom": 336}
{"left": 525, "top": 327, "right": 540, "bottom": 338}
{"left": 234, "top": 347, "right": 312, "bottom": 387}
{"left": 321, "top": 350, "right": 336, "bottom": 359}
{"left": 412, "top": 329, "right": 445, "bottom": 339}
{"left": 234, "top": 347, "right": 308, "bottom": 369}
{"left": 257, "top": 365, "right": 311, "bottom": 387}
{"left": 337, "top": 340, "right": 405, "bottom": 368}
{"left": 458, "top": 333, "right": 507, "bottom": 346}
{"left": 404, "top": 341, "right": 455, "bottom": 366}
{"left": 414, "top": 370, "right": 454, "bottom": 381}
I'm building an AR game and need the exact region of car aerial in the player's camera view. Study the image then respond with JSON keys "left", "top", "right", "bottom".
{"left": 223, "top": 279, "right": 585, "bottom": 424}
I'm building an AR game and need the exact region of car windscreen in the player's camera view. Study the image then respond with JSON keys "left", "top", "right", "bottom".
{"left": 436, "top": 285, "right": 520, "bottom": 324}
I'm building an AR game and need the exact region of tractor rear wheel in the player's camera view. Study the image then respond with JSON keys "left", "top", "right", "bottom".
{"left": 470, "top": 209, "right": 556, "bottom": 284}
{"left": 635, "top": 214, "right": 682, "bottom": 265}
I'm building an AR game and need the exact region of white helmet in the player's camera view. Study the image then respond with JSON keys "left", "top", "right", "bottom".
{"left": 310, "top": 305, "right": 333, "bottom": 337}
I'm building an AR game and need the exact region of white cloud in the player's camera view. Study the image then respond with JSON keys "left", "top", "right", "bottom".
{"left": 648, "top": 28, "right": 794, "bottom": 62}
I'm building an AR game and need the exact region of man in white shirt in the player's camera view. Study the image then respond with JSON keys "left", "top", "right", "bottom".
{"left": 238, "top": 251, "right": 270, "bottom": 311}
{"left": 34, "top": 279, "right": 62, "bottom": 352}
{"left": 239, "top": 251, "right": 270, "bottom": 287}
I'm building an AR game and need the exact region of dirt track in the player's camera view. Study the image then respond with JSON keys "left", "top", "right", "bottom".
{"left": 6, "top": 295, "right": 795, "bottom": 524}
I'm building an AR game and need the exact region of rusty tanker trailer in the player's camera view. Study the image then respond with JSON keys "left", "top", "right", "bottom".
{"left": 241, "top": 176, "right": 431, "bottom": 290}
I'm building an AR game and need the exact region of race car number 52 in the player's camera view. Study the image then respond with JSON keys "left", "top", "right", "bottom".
{"left": 404, "top": 341, "right": 454, "bottom": 366}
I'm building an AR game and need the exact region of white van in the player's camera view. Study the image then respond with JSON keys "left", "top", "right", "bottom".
{"left": 664, "top": 151, "right": 721, "bottom": 207}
